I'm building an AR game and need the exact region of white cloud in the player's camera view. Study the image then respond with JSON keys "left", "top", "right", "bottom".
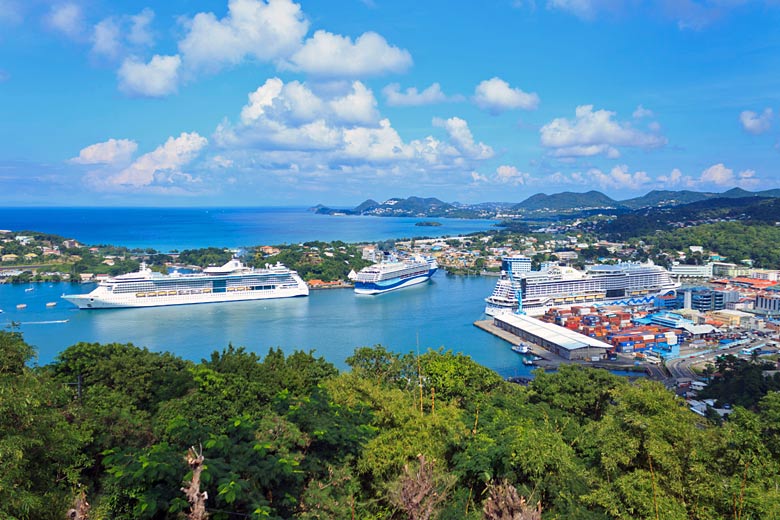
{"left": 92, "top": 18, "right": 122, "bottom": 58}
{"left": 382, "top": 83, "right": 457, "bottom": 106}
{"left": 178, "top": 0, "right": 309, "bottom": 73}
{"left": 118, "top": 54, "right": 181, "bottom": 97}
{"left": 239, "top": 77, "right": 379, "bottom": 128}
{"left": 474, "top": 77, "right": 539, "bottom": 114}
{"left": 287, "top": 30, "right": 412, "bottom": 77}
{"left": 329, "top": 81, "right": 380, "bottom": 125}
{"left": 471, "top": 171, "right": 489, "bottom": 183}
{"left": 700, "top": 163, "right": 734, "bottom": 186}
{"left": 739, "top": 108, "right": 773, "bottom": 135}
{"left": 214, "top": 78, "right": 494, "bottom": 184}
{"left": 45, "top": 3, "right": 84, "bottom": 39}
{"left": 633, "top": 104, "right": 654, "bottom": 118}
{"left": 92, "top": 9, "right": 155, "bottom": 60}
{"left": 71, "top": 138, "right": 138, "bottom": 165}
{"left": 128, "top": 8, "right": 155, "bottom": 46}
{"left": 590, "top": 164, "right": 650, "bottom": 190}
{"left": 657, "top": 167, "right": 689, "bottom": 186}
{"left": 540, "top": 104, "right": 667, "bottom": 158}
{"left": 496, "top": 165, "right": 529, "bottom": 185}
{"left": 433, "top": 116, "right": 494, "bottom": 160}
{"left": 107, "top": 132, "right": 207, "bottom": 188}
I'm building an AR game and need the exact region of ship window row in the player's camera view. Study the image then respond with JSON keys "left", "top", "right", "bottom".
{"left": 111, "top": 276, "right": 294, "bottom": 293}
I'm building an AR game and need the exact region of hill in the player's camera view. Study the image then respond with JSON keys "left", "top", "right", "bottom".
{"left": 598, "top": 196, "right": 780, "bottom": 238}
{"left": 513, "top": 190, "right": 619, "bottom": 211}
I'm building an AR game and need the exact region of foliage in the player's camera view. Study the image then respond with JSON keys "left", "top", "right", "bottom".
{"left": 177, "top": 247, "right": 233, "bottom": 268}
{"left": 4, "top": 339, "right": 780, "bottom": 519}
{"left": 256, "top": 241, "right": 371, "bottom": 281}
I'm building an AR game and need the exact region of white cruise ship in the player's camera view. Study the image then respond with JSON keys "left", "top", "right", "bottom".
{"left": 485, "top": 262, "right": 678, "bottom": 316}
{"left": 63, "top": 259, "right": 308, "bottom": 309}
{"left": 353, "top": 256, "right": 437, "bottom": 295}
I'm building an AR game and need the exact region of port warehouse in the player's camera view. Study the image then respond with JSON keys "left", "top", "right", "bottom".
{"left": 493, "top": 313, "right": 612, "bottom": 360}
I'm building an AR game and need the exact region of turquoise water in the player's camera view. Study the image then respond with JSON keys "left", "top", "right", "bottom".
{"left": 0, "top": 207, "right": 497, "bottom": 251}
{"left": 0, "top": 275, "right": 534, "bottom": 378}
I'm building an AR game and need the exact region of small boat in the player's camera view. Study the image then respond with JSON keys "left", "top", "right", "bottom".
{"left": 25, "top": 287, "right": 34, "bottom": 292}
{"left": 46, "top": 302, "right": 57, "bottom": 307}
{"left": 512, "top": 344, "right": 530, "bottom": 355}
{"left": 522, "top": 358, "right": 535, "bottom": 366}
{"left": 16, "top": 304, "right": 27, "bottom": 309}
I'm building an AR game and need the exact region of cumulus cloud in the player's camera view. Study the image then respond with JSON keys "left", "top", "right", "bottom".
{"left": 45, "top": 2, "right": 84, "bottom": 39}
{"left": 382, "top": 83, "right": 459, "bottom": 106}
{"left": 105, "top": 132, "right": 208, "bottom": 188}
{"left": 118, "top": 54, "right": 181, "bottom": 97}
{"left": 238, "top": 77, "right": 379, "bottom": 129}
{"left": 540, "top": 104, "right": 667, "bottom": 158}
{"left": 495, "top": 165, "right": 529, "bottom": 185}
{"left": 739, "top": 108, "right": 773, "bottom": 135}
{"left": 91, "top": 9, "right": 155, "bottom": 60}
{"left": 433, "top": 116, "right": 494, "bottom": 160}
{"left": 213, "top": 78, "right": 494, "bottom": 184}
{"left": 589, "top": 164, "right": 651, "bottom": 190}
{"left": 128, "top": 8, "right": 154, "bottom": 46}
{"left": 179, "top": 0, "right": 308, "bottom": 73}
{"left": 473, "top": 77, "right": 539, "bottom": 114}
{"left": 697, "top": 163, "right": 759, "bottom": 188}
{"left": 287, "top": 30, "right": 412, "bottom": 77}
{"left": 92, "top": 18, "right": 122, "bottom": 58}
{"left": 700, "top": 163, "right": 734, "bottom": 186}
{"left": 633, "top": 104, "right": 654, "bottom": 118}
{"left": 71, "top": 138, "right": 138, "bottom": 165}
{"left": 471, "top": 171, "right": 489, "bottom": 183}
{"left": 657, "top": 167, "right": 688, "bottom": 186}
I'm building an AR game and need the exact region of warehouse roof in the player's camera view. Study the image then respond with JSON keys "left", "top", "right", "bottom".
{"left": 495, "top": 313, "right": 613, "bottom": 352}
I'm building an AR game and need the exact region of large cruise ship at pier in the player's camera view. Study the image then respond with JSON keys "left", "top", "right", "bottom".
{"left": 353, "top": 256, "right": 437, "bottom": 295}
{"left": 485, "top": 262, "right": 678, "bottom": 316}
{"left": 63, "top": 259, "right": 308, "bottom": 309}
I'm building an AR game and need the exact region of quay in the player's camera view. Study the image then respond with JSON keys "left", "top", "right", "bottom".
{"left": 475, "top": 316, "right": 657, "bottom": 377}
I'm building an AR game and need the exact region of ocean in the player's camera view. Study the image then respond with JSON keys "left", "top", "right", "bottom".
{"left": 0, "top": 207, "right": 497, "bottom": 251}
{"left": 0, "top": 207, "right": 534, "bottom": 377}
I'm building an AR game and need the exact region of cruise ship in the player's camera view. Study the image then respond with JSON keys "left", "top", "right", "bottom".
{"left": 63, "top": 259, "right": 308, "bottom": 309}
{"left": 485, "top": 262, "right": 678, "bottom": 316}
{"left": 353, "top": 256, "right": 437, "bottom": 295}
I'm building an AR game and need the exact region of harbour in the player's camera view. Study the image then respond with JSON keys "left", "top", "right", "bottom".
{"left": 0, "top": 275, "right": 534, "bottom": 378}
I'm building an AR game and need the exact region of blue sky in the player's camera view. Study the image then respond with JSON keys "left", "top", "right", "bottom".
{"left": 1, "top": 0, "right": 780, "bottom": 206}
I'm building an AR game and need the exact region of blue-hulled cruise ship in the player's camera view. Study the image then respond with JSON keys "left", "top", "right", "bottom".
{"left": 353, "top": 256, "right": 437, "bottom": 295}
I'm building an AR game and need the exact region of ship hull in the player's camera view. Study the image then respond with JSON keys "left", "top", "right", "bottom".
{"left": 354, "top": 268, "right": 437, "bottom": 295}
{"left": 63, "top": 286, "right": 309, "bottom": 309}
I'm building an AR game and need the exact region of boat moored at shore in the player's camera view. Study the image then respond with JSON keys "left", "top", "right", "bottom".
{"left": 63, "top": 259, "right": 308, "bottom": 309}
{"left": 485, "top": 261, "right": 679, "bottom": 316}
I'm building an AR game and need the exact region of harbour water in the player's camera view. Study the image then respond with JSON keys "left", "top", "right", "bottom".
{"left": 0, "top": 275, "right": 535, "bottom": 378}
{"left": 0, "top": 207, "right": 497, "bottom": 251}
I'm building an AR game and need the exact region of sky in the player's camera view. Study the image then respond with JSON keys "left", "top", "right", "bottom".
{"left": 1, "top": 0, "right": 780, "bottom": 206}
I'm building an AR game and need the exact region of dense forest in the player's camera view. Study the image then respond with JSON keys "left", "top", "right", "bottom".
{"left": 3, "top": 330, "right": 780, "bottom": 519}
{"left": 642, "top": 222, "right": 780, "bottom": 268}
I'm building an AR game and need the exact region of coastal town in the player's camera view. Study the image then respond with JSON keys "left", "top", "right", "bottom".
{"left": 3, "top": 223, "right": 780, "bottom": 418}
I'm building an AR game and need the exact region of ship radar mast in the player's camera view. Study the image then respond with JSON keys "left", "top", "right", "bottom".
{"left": 506, "top": 264, "right": 525, "bottom": 315}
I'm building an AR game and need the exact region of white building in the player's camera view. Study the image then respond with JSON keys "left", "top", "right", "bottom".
{"left": 670, "top": 262, "right": 713, "bottom": 278}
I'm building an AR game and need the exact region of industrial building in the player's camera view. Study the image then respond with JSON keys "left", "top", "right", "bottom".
{"left": 493, "top": 313, "right": 612, "bottom": 360}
